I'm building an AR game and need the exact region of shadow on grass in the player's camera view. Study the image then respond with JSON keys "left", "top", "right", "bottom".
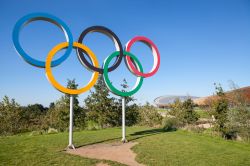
{"left": 131, "top": 128, "right": 165, "bottom": 136}
{"left": 72, "top": 128, "right": 175, "bottom": 149}
{"left": 75, "top": 136, "right": 122, "bottom": 149}
{"left": 129, "top": 128, "right": 175, "bottom": 141}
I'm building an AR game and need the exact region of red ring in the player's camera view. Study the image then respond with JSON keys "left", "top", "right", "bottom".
{"left": 125, "top": 36, "right": 160, "bottom": 78}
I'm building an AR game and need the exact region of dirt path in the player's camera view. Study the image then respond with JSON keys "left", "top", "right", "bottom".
{"left": 67, "top": 142, "right": 144, "bottom": 166}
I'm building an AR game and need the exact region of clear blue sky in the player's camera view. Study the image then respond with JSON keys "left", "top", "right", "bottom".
{"left": 0, "top": 0, "right": 250, "bottom": 106}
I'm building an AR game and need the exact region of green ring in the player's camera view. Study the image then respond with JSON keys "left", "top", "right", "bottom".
{"left": 103, "top": 51, "right": 144, "bottom": 97}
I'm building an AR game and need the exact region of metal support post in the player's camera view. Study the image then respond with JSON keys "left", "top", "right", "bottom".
{"left": 68, "top": 95, "right": 75, "bottom": 149}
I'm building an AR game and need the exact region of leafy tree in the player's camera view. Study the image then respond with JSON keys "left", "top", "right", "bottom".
{"left": 118, "top": 79, "right": 140, "bottom": 126}
{"left": 21, "top": 104, "right": 48, "bottom": 130}
{"left": 225, "top": 81, "right": 250, "bottom": 140}
{"left": 138, "top": 102, "right": 162, "bottom": 127}
{"left": 84, "top": 75, "right": 119, "bottom": 128}
{"left": 64, "top": 79, "right": 85, "bottom": 129}
{"left": 169, "top": 99, "right": 183, "bottom": 118}
{"left": 0, "top": 96, "right": 22, "bottom": 135}
{"left": 206, "top": 82, "right": 250, "bottom": 140}
{"left": 211, "top": 83, "right": 229, "bottom": 138}
{"left": 182, "top": 99, "right": 199, "bottom": 124}
{"left": 49, "top": 102, "right": 55, "bottom": 109}
{"left": 84, "top": 77, "right": 140, "bottom": 128}
{"left": 169, "top": 98, "right": 199, "bottom": 126}
{"left": 44, "top": 79, "right": 85, "bottom": 131}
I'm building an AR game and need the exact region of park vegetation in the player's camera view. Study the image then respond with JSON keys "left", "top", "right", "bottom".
{"left": 163, "top": 98, "right": 199, "bottom": 131}
{"left": 1, "top": 79, "right": 249, "bottom": 142}
{"left": 162, "top": 83, "right": 250, "bottom": 141}
{"left": 209, "top": 83, "right": 250, "bottom": 140}
{"left": 0, "top": 76, "right": 162, "bottom": 136}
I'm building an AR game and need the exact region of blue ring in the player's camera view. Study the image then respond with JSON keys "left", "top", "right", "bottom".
{"left": 12, "top": 13, "right": 73, "bottom": 68}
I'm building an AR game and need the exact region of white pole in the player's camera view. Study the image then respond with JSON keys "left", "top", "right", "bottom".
{"left": 68, "top": 95, "right": 75, "bottom": 149}
{"left": 121, "top": 97, "right": 127, "bottom": 143}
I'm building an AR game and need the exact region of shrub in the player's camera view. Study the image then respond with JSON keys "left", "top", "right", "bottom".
{"left": 138, "top": 103, "right": 163, "bottom": 127}
{"left": 224, "top": 108, "right": 250, "bottom": 141}
{"left": 210, "top": 84, "right": 231, "bottom": 138}
{"left": 84, "top": 77, "right": 141, "bottom": 127}
{"left": 86, "top": 120, "right": 102, "bottom": 130}
{"left": 47, "top": 127, "right": 58, "bottom": 134}
{"left": 0, "top": 96, "right": 23, "bottom": 135}
{"left": 162, "top": 117, "right": 178, "bottom": 131}
{"left": 29, "top": 130, "right": 45, "bottom": 136}
{"left": 184, "top": 125, "right": 205, "bottom": 134}
{"left": 169, "top": 98, "right": 199, "bottom": 126}
{"left": 206, "top": 83, "right": 250, "bottom": 141}
{"left": 182, "top": 99, "right": 199, "bottom": 124}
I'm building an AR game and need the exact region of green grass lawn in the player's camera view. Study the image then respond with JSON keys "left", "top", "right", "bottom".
{"left": 0, "top": 127, "right": 250, "bottom": 166}
{"left": 195, "top": 108, "right": 211, "bottom": 118}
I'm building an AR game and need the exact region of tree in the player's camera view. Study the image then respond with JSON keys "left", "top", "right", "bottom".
{"left": 169, "top": 99, "right": 183, "bottom": 118}
{"left": 211, "top": 83, "right": 229, "bottom": 137}
{"left": 64, "top": 79, "right": 80, "bottom": 107}
{"left": 225, "top": 81, "right": 250, "bottom": 140}
{"left": 0, "top": 96, "right": 22, "bottom": 135}
{"left": 169, "top": 98, "right": 199, "bottom": 126}
{"left": 138, "top": 102, "right": 162, "bottom": 127}
{"left": 84, "top": 75, "right": 119, "bottom": 128}
{"left": 64, "top": 79, "right": 85, "bottom": 129}
{"left": 22, "top": 104, "right": 48, "bottom": 130}
{"left": 206, "top": 82, "right": 250, "bottom": 140}
{"left": 182, "top": 99, "right": 199, "bottom": 124}
{"left": 118, "top": 79, "right": 140, "bottom": 126}
{"left": 44, "top": 79, "right": 85, "bottom": 131}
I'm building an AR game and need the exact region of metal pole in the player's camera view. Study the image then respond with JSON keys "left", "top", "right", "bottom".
{"left": 68, "top": 95, "right": 75, "bottom": 149}
{"left": 121, "top": 97, "right": 127, "bottom": 143}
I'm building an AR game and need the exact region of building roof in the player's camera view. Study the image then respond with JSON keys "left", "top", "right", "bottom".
{"left": 155, "top": 86, "right": 250, "bottom": 107}
{"left": 154, "top": 95, "right": 199, "bottom": 107}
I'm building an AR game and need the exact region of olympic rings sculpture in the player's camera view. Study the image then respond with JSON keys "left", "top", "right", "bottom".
{"left": 13, "top": 13, "right": 160, "bottom": 97}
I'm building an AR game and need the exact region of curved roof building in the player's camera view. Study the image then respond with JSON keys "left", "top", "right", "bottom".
{"left": 154, "top": 95, "right": 199, "bottom": 108}
{"left": 155, "top": 86, "right": 250, "bottom": 108}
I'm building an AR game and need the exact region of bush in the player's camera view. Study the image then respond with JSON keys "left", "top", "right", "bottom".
{"left": 207, "top": 83, "right": 250, "bottom": 141}
{"left": 86, "top": 120, "right": 102, "bottom": 130}
{"left": 162, "top": 117, "right": 178, "bottom": 131}
{"left": 47, "top": 127, "right": 58, "bottom": 134}
{"left": 184, "top": 125, "right": 205, "bottom": 134}
{"left": 0, "top": 96, "right": 24, "bottom": 135}
{"left": 29, "top": 130, "right": 45, "bottom": 136}
{"left": 223, "top": 129, "right": 237, "bottom": 140}
{"left": 169, "top": 98, "right": 199, "bottom": 126}
{"left": 223, "top": 108, "right": 250, "bottom": 140}
{"left": 138, "top": 103, "right": 162, "bottom": 127}
{"left": 208, "top": 84, "right": 229, "bottom": 137}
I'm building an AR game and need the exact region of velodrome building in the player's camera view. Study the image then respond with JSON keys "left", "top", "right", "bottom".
{"left": 154, "top": 86, "right": 250, "bottom": 108}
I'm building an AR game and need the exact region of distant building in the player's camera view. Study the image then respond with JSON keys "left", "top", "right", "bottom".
{"left": 155, "top": 86, "right": 250, "bottom": 108}
{"left": 154, "top": 95, "right": 199, "bottom": 108}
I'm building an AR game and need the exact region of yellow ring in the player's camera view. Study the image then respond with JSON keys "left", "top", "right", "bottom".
{"left": 45, "top": 42, "right": 99, "bottom": 95}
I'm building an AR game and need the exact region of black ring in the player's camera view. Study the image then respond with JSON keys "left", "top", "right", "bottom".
{"left": 77, "top": 26, "right": 123, "bottom": 74}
